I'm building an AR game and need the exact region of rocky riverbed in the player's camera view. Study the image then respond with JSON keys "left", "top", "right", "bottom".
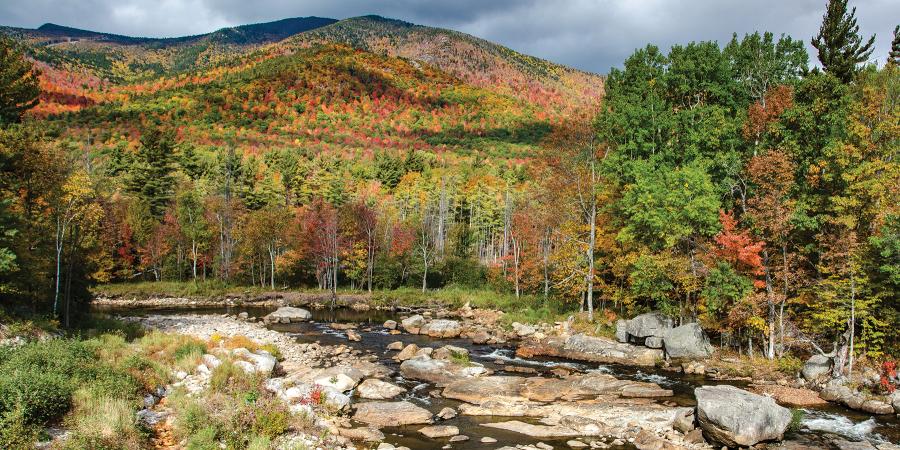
{"left": 103, "top": 300, "right": 900, "bottom": 449}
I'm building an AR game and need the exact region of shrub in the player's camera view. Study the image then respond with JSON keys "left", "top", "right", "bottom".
{"left": 0, "top": 367, "right": 73, "bottom": 423}
{"left": 173, "top": 341, "right": 208, "bottom": 362}
{"left": 0, "top": 404, "right": 40, "bottom": 449}
{"left": 449, "top": 350, "right": 471, "bottom": 366}
{"left": 788, "top": 408, "right": 804, "bottom": 432}
{"left": 251, "top": 396, "right": 290, "bottom": 438}
{"left": 777, "top": 356, "right": 804, "bottom": 376}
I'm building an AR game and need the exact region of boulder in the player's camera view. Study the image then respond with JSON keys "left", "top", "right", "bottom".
{"left": 231, "top": 348, "right": 277, "bottom": 375}
{"left": 470, "top": 329, "right": 492, "bottom": 344}
{"left": 265, "top": 306, "right": 311, "bottom": 323}
{"left": 314, "top": 373, "right": 358, "bottom": 392}
{"left": 442, "top": 376, "right": 526, "bottom": 404}
{"left": 383, "top": 320, "right": 398, "bottom": 330}
{"left": 552, "top": 333, "right": 664, "bottom": 366}
{"left": 401, "top": 315, "right": 426, "bottom": 333}
{"left": 512, "top": 322, "right": 537, "bottom": 337}
{"left": 695, "top": 385, "right": 791, "bottom": 447}
{"left": 801, "top": 354, "right": 833, "bottom": 381}
{"left": 400, "top": 356, "right": 489, "bottom": 386}
{"left": 321, "top": 387, "right": 351, "bottom": 410}
{"left": 645, "top": 336, "right": 663, "bottom": 349}
{"left": 357, "top": 378, "right": 406, "bottom": 400}
{"left": 347, "top": 330, "right": 362, "bottom": 341}
{"left": 353, "top": 401, "right": 432, "bottom": 427}
{"left": 395, "top": 344, "right": 421, "bottom": 361}
{"left": 860, "top": 399, "right": 894, "bottom": 415}
{"left": 420, "top": 319, "right": 462, "bottom": 338}
{"left": 892, "top": 391, "right": 900, "bottom": 413}
{"left": 418, "top": 425, "right": 459, "bottom": 438}
{"left": 387, "top": 341, "right": 404, "bottom": 351}
{"left": 662, "top": 323, "right": 713, "bottom": 359}
{"left": 433, "top": 345, "right": 469, "bottom": 361}
{"left": 136, "top": 408, "right": 169, "bottom": 426}
{"left": 819, "top": 379, "right": 854, "bottom": 403}
{"left": 436, "top": 407, "right": 457, "bottom": 420}
{"left": 615, "top": 319, "right": 628, "bottom": 343}
{"left": 338, "top": 427, "right": 385, "bottom": 442}
{"left": 626, "top": 312, "right": 672, "bottom": 339}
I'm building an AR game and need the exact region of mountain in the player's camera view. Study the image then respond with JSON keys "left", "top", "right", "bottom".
{"left": 287, "top": 16, "right": 602, "bottom": 110}
{"left": 7, "top": 17, "right": 337, "bottom": 46}
{"left": 1, "top": 15, "right": 603, "bottom": 169}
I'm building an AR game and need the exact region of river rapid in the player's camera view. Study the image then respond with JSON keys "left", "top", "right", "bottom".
{"left": 92, "top": 304, "right": 899, "bottom": 449}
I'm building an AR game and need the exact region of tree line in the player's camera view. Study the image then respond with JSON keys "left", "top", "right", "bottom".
{"left": 0, "top": 1, "right": 898, "bottom": 368}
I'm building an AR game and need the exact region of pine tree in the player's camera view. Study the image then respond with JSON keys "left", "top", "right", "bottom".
{"left": 811, "top": 0, "right": 876, "bottom": 83}
{"left": 890, "top": 25, "right": 900, "bottom": 65}
{"left": 128, "top": 126, "right": 176, "bottom": 218}
{"left": 0, "top": 36, "right": 40, "bottom": 124}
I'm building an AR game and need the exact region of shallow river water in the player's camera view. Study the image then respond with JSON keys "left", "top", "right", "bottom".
{"left": 92, "top": 304, "right": 899, "bottom": 449}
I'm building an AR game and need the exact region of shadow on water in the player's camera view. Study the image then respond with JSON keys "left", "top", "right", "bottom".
{"left": 93, "top": 304, "right": 899, "bottom": 448}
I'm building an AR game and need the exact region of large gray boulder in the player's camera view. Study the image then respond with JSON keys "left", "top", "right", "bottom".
{"left": 663, "top": 323, "right": 713, "bottom": 359}
{"left": 626, "top": 312, "right": 672, "bottom": 339}
{"left": 420, "top": 319, "right": 462, "bottom": 338}
{"left": 265, "top": 306, "right": 311, "bottom": 323}
{"left": 695, "top": 385, "right": 792, "bottom": 447}
{"left": 801, "top": 354, "right": 833, "bottom": 381}
{"left": 401, "top": 315, "right": 426, "bottom": 333}
{"left": 615, "top": 319, "right": 628, "bottom": 343}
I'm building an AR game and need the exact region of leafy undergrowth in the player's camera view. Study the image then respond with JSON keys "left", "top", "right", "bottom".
{"left": 92, "top": 280, "right": 364, "bottom": 299}
{"left": 704, "top": 352, "right": 806, "bottom": 381}
{"left": 0, "top": 315, "right": 317, "bottom": 449}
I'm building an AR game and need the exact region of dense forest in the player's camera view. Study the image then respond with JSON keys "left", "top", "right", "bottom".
{"left": 1, "top": 1, "right": 898, "bottom": 369}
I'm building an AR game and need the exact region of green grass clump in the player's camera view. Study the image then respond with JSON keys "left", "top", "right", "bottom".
{"left": 788, "top": 408, "right": 804, "bottom": 432}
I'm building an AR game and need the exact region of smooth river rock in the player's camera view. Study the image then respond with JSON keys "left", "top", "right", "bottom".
{"left": 356, "top": 378, "right": 406, "bottom": 399}
{"left": 801, "top": 354, "right": 833, "bottom": 381}
{"left": 419, "top": 425, "right": 460, "bottom": 438}
{"left": 695, "top": 384, "right": 791, "bottom": 447}
{"left": 420, "top": 319, "right": 463, "bottom": 338}
{"left": 265, "top": 306, "right": 312, "bottom": 323}
{"left": 663, "top": 323, "right": 713, "bottom": 359}
{"left": 353, "top": 401, "right": 433, "bottom": 427}
{"left": 401, "top": 315, "right": 426, "bottom": 333}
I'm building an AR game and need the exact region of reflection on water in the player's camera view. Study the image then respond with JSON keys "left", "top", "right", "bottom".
{"left": 92, "top": 303, "right": 900, "bottom": 447}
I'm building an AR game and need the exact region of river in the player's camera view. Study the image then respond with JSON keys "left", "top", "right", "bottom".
{"left": 92, "top": 304, "right": 899, "bottom": 449}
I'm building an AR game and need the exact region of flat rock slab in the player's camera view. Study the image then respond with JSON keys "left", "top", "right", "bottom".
{"left": 353, "top": 401, "right": 433, "bottom": 427}
{"left": 442, "top": 376, "right": 526, "bottom": 403}
{"left": 518, "top": 334, "right": 663, "bottom": 366}
{"left": 357, "top": 378, "right": 406, "bottom": 400}
{"left": 419, "top": 425, "right": 460, "bottom": 438}
{"left": 399, "top": 356, "right": 489, "bottom": 386}
{"left": 482, "top": 421, "right": 587, "bottom": 438}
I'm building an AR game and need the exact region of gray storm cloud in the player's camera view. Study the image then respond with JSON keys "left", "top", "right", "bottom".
{"left": 1, "top": 0, "right": 896, "bottom": 73}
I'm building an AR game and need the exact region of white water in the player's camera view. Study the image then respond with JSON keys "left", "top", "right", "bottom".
{"left": 632, "top": 370, "right": 676, "bottom": 386}
{"left": 477, "top": 348, "right": 587, "bottom": 370}
{"left": 801, "top": 409, "right": 882, "bottom": 442}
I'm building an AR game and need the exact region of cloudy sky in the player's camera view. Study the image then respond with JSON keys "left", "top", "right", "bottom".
{"left": 2, "top": 0, "right": 897, "bottom": 73}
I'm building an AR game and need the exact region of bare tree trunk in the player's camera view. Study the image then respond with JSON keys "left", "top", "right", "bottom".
{"left": 849, "top": 266, "right": 856, "bottom": 377}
